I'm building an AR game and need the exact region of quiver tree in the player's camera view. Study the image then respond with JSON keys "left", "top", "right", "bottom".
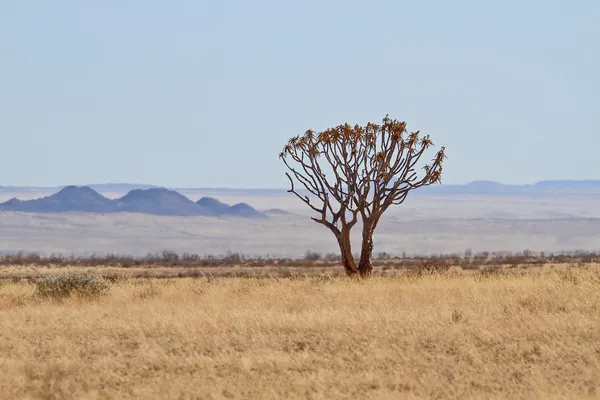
{"left": 280, "top": 115, "right": 446, "bottom": 277}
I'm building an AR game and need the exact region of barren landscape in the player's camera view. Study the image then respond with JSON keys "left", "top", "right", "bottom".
{"left": 2, "top": 186, "right": 600, "bottom": 398}
{"left": 3, "top": 0, "right": 598, "bottom": 397}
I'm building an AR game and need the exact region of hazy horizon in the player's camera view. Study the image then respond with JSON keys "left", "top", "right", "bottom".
{"left": 2, "top": 181, "right": 600, "bottom": 258}
{"left": 5, "top": 178, "right": 600, "bottom": 190}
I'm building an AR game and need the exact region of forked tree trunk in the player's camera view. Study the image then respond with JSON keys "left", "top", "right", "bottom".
{"left": 335, "top": 224, "right": 375, "bottom": 278}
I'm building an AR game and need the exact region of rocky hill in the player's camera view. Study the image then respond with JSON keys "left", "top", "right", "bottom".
{"left": 221, "top": 202, "right": 267, "bottom": 218}
{"left": 116, "top": 188, "right": 218, "bottom": 216}
{"left": 0, "top": 186, "right": 117, "bottom": 213}
{"left": 196, "top": 197, "right": 266, "bottom": 218}
{"left": 196, "top": 197, "right": 231, "bottom": 214}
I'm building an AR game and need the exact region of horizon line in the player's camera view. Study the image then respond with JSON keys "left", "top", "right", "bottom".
{"left": 3, "top": 179, "right": 600, "bottom": 190}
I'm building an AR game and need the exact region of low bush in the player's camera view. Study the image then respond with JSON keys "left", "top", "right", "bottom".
{"left": 34, "top": 272, "right": 109, "bottom": 300}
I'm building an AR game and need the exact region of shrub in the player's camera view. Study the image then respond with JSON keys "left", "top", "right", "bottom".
{"left": 323, "top": 253, "right": 341, "bottom": 262}
{"left": 304, "top": 250, "right": 322, "bottom": 262}
{"left": 34, "top": 272, "right": 109, "bottom": 300}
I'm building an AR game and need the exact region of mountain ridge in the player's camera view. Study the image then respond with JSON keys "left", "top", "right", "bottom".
{"left": 0, "top": 186, "right": 266, "bottom": 218}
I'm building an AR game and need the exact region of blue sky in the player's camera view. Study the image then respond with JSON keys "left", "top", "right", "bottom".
{"left": 0, "top": 1, "right": 598, "bottom": 188}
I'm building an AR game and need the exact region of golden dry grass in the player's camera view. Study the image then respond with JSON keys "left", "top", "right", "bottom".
{"left": 1, "top": 266, "right": 600, "bottom": 399}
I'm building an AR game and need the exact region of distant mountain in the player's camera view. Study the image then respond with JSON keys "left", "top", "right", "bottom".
{"left": 0, "top": 186, "right": 266, "bottom": 218}
{"left": 117, "top": 188, "right": 217, "bottom": 216}
{"left": 196, "top": 197, "right": 231, "bottom": 214}
{"left": 0, "top": 186, "right": 117, "bottom": 213}
{"left": 196, "top": 197, "right": 267, "bottom": 218}
{"left": 221, "top": 203, "right": 267, "bottom": 218}
{"left": 1, "top": 198, "right": 23, "bottom": 207}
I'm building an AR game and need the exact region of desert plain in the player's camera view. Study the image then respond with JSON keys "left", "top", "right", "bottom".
{"left": 1, "top": 188, "right": 600, "bottom": 399}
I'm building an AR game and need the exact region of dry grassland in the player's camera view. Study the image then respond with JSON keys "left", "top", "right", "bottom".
{"left": 1, "top": 266, "right": 600, "bottom": 399}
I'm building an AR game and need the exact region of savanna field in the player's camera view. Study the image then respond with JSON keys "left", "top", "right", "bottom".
{"left": 1, "top": 264, "right": 600, "bottom": 399}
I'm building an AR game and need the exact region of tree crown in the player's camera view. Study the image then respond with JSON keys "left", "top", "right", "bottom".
{"left": 280, "top": 115, "right": 446, "bottom": 228}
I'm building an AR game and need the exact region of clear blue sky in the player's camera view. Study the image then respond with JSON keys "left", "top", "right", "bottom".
{"left": 0, "top": 1, "right": 598, "bottom": 188}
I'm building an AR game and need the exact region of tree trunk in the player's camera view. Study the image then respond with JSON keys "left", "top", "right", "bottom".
{"left": 336, "top": 228, "right": 358, "bottom": 276}
{"left": 358, "top": 226, "right": 375, "bottom": 278}
{"left": 341, "top": 251, "right": 359, "bottom": 277}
